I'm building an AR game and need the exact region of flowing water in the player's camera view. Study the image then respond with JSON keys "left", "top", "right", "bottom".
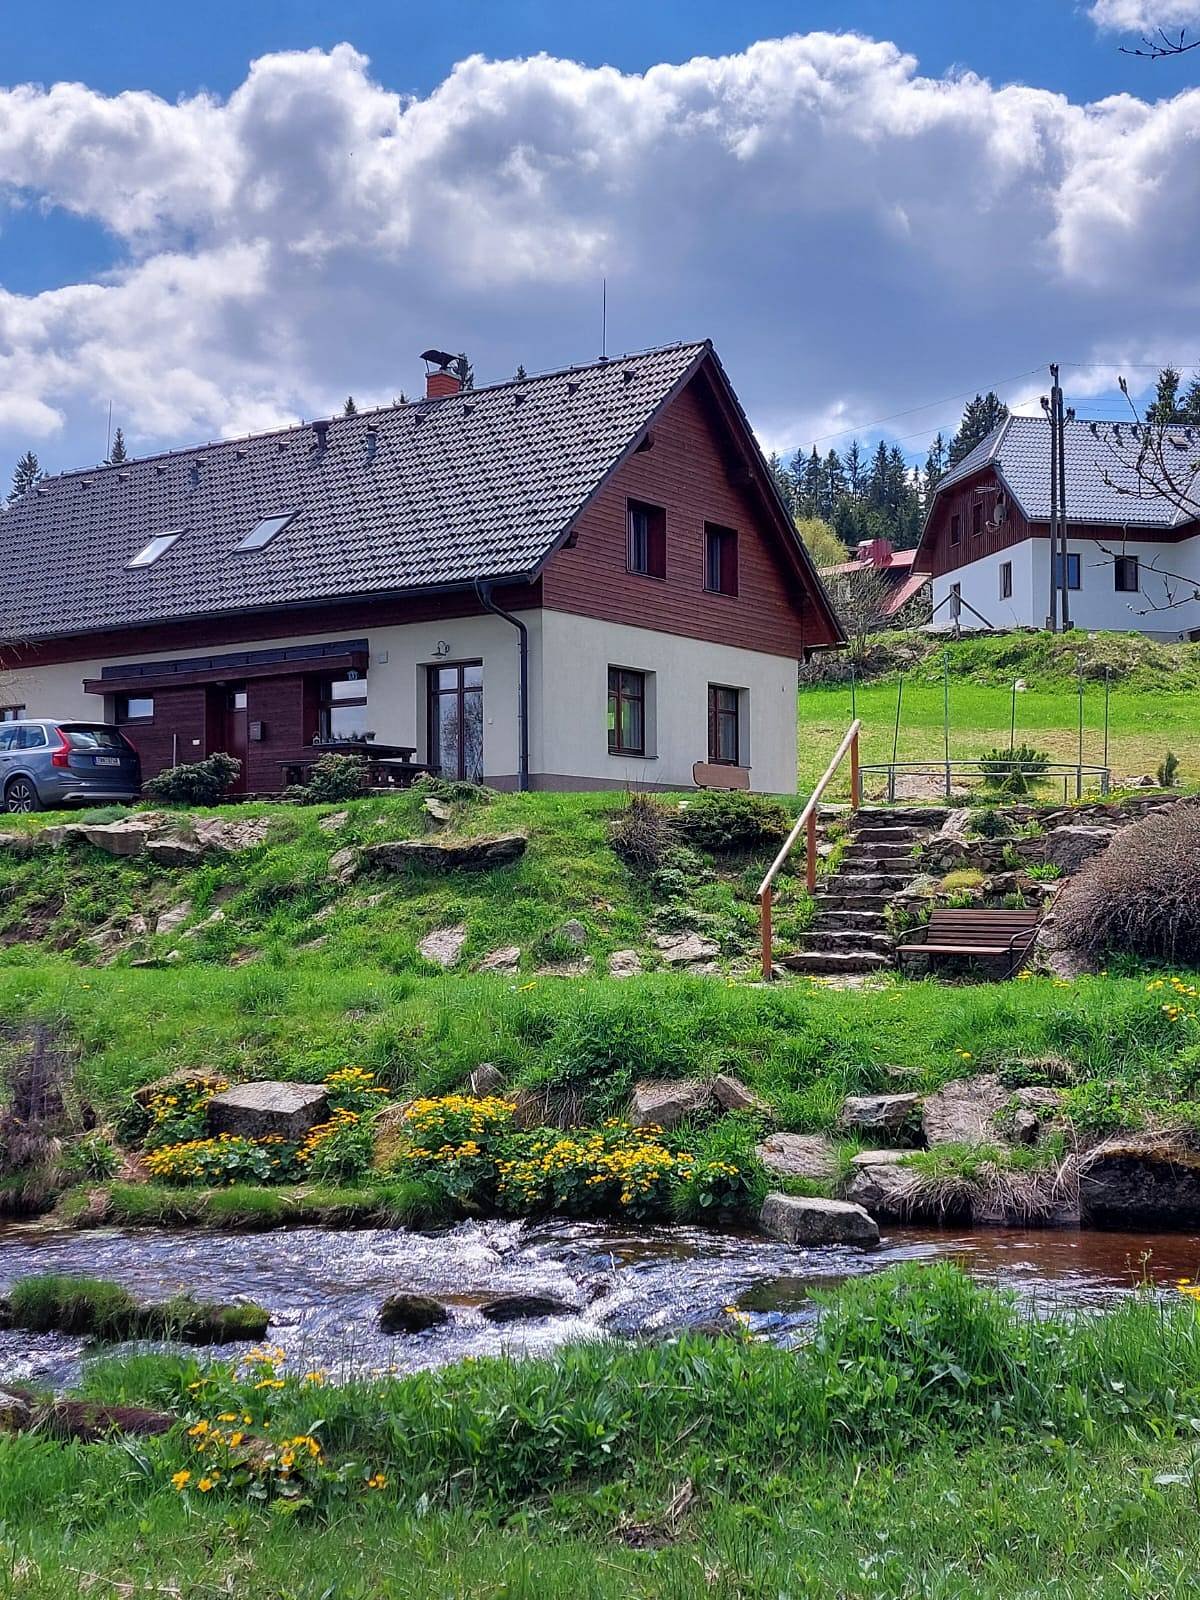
{"left": 2, "top": 1217, "right": 1199, "bottom": 1388}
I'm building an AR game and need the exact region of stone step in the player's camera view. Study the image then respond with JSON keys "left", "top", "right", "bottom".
{"left": 831, "top": 872, "right": 910, "bottom": 893}
{"left": 851, "top": 825, "right": 926, "bottom": 842}
{"left": 856, "top": 808, "right": 949, "bottom": 826}
{"left": 779, "top": 949, "right": 893, "bottom": 975}
{"left": 808, "top": 908, "right": 892, "bottom": 930}
{"left": 794, "top": 928, "right": 895, "bottom": 953}
{"left": 840, "top": 847, "right": 918, "bottom": 866}
{"left": 814, "top": 892, "right": 891, "bottom": 911}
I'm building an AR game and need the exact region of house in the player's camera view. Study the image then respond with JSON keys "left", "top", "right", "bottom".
{"left": 0, "top": 341, "right": 842, "bottom": 796}
{"left": 823, "top": 538, "right": 929, "bottom": 621}
{"left": 916, "top": 415, "right": 1200, "bottom": 637}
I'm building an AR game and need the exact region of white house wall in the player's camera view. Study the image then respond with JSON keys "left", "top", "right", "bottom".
{"left": 538, "top": 610, "right": 798, "bottom": 793}
{"left": 931, "top": 535, "right": 1200, "bottom": 638}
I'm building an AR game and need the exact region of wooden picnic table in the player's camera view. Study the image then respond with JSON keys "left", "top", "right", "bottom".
{"left": 278, "top": 744, "right": 427, "bottom": 790}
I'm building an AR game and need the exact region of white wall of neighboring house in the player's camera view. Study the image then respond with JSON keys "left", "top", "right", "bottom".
{"left": 931, "top": 535, "right": 1200, "bottom": 637}
{"left": 0, "top": 608, "right": 801, "bottom": 792}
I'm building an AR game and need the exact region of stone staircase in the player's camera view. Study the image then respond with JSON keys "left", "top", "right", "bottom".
{"left": 778, "top": 807, "right": 949, "bottom": 977}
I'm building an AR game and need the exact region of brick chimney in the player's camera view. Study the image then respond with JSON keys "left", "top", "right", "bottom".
{"left": 421, "top": 348, "right": 463, "bottom": 400}
{"left": 857, "top": 537, "right": 895, "bottom": 568}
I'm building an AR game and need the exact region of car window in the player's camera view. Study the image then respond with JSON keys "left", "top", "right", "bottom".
{"left": 16, "top": 725, "right": 47, "bottom": 749}
{"left": 0, "top": 727, "right": 16, "bottom": 752}
{"left": 62, "top": 725, "right": 127, "bottom": 751}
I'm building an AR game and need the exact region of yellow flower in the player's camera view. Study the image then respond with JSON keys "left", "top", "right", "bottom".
{"left": 171, "top": 1469, "right": 191, "bottom": 1491}
{"left": 197, "top": 1474, "right": 219, "bottom": 1493}
{"left": 367, "top": 1472, "right": 388, "bottom": 1490}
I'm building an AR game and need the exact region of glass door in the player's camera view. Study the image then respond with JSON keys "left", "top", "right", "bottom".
{"left": 428, "top": 662, "right": 483, "bottom": 781}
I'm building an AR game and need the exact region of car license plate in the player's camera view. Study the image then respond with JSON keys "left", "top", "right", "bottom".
{"left": 95, "top": 756, "right": 121, "bottom": 767}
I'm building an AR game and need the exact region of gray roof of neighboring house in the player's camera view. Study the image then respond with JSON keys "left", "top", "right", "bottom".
{"left": 0, "top": 342, "right": 720, "bottom": 642}
{"left": 932, "top": 414, "right": 1200, "bottom": 528}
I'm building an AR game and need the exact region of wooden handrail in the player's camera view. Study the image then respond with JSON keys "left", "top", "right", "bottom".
{"left": 758, "top": 719, "right": 861, "bottom": 980}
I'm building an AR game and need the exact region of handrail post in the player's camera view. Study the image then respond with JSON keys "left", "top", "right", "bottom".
{"left": 806, "top": 809, "right": 818, "bottom": 893}
{"left": 850, "top": 727, "right": 860, "bottom": 812}
{"left": 760, "top": 887, "right": 773, "bottom": 981}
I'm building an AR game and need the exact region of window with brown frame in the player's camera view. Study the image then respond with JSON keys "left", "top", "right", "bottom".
{"left": 704, "top": 524, "right": 738, "bottom": 596}
{"left": 708, "top": 685, "right": 741, "bottom": 765}
{"left": 1114, "top": 554, "right": 1139, "bottom": 593}
{"left": 950, "top": 513, "right": 961, "bottom": 547}
{"left": 318, "top": 675, "right": 369, "bottom": 741}
{"left": 115, "top": 695, "right": 154, "bottom": 724}
{"left": 999, "top": 561, "right": 1013, "bottom": 600}
{"left": 972, "top": 501, "right": 983, "bottom": 537}
{"left": 608, "top": 667, "right": 646, "bottom": 756}
{"left": 627, "top": 500, "right": 666, "bottom": 579}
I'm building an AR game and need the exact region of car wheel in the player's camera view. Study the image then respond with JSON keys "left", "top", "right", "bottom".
{"left": 4, "top": 778, "right": 41, "bottom": 813}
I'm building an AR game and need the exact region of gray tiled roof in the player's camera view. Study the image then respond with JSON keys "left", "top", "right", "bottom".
{"left": 0, "top": 342, "right": 711, "bottom": 641}
{"left": 933, "top": 414, "right": 1200, "bottom": 527}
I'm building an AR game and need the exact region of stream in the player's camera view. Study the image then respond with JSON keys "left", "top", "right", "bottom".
{"left": 3, "top": 1218, "right": 1199, "bottom": 1387}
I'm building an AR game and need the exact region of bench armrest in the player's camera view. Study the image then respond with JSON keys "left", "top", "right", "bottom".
{"left": 894, "top": 924, "right": 929, "bottom": 949}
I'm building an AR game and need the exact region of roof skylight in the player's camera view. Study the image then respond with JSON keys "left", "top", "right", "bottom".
{"left": 127, "top": 531, "right": 182, "bottom": 569}
{"left": 236, "top": 511, "right": 297, "bottom": 552}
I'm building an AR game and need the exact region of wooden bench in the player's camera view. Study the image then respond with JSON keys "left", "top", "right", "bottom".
{"left": 692, "top": 761, "right": 750, "bottom": 790}
{"left": 895, "top": 908, "right": 1041, "bottom": 978}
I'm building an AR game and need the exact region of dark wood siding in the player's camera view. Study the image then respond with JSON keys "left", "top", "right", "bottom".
{"left": 542, "top": 378, "right": 834, "bottom": 656}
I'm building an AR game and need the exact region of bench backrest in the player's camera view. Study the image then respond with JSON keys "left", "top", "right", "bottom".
{"left": 924, "top": 908, "right": 1041, "bottom": 947}
{"left": 692, "top": 761, "right": 751, "bottom": 791}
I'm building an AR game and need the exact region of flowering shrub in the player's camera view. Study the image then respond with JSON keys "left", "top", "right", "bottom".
{"left": 397, "top": 1094, "right": 517, "bottom": 1151}
{"left": 324, "top": 1067, "right": 390, "bottom": 1114}
{"left": 297, "top": 1109, "right": 373, "bottom": 1183}
{"left": 496, "top": 1121, "right": 686, "bottom": 1220}
{"left": 144, "top": 1134, "right": 288, "bottom": 1186}
{"left": 672, "top": 1156, "right": 762, "bottom": 1220}
{"left": 143, "top": 1076, "right": 230, "bottom": 1151}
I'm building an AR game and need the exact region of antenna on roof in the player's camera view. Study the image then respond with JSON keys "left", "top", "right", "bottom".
{"left": 105, "top": 400, "right": 112, "bottom": 464}
{"left": 601, "top": 277, "right": 607, "bottom": 362}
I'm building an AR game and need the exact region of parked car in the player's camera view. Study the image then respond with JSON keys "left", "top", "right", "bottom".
{"left": 0, "top": 720, "right": 142, "bottom": 812}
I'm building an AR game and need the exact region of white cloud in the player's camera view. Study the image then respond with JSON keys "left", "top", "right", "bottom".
{"left": 0, "top": 35, "right": 1198, "bottom": 473}
{"left": 1088, "top": 2, "right": 1200, "bottom": 33}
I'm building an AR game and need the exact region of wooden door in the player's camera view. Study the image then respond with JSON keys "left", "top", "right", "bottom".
{"left": 428, "top": 662, "right": 483, "bottom": 781}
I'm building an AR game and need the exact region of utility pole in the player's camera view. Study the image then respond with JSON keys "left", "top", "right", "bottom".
{"left": 1041, "top": 365, "right": 1075, "bottom": 632}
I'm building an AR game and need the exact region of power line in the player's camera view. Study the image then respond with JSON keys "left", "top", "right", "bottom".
{"left": 795, "top": 365, "right": 1045, "bottom": 454}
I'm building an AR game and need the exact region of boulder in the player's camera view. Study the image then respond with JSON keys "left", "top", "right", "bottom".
{"left": 557, "top": 918, "right": 589, "bottom": 948}
{"left": 607, "top": 949, "right": 643, "bottom": 979}
{"left": 46, "top": 819, "right": 158, "bottom": 857}
{"left": 362, "top": 834, "right": 527, "bottom": 873}
{"left": 144, "top": 837, "right": 206, "bottom": 868}
{"left": 191, "top": 817, "right": 270, "bottom": 853}
{"left": 318, "top": 810, "right": 349, "bottom": 833}
{"left": 759, "top": 1193, "right": 879, "bottom": 1248}
{"left": 653, "top": 931, "right": 720, "bottom": 965}
{"left": 844, "top": 1150, "right": 922, "bottom": 1217}
{"left": 468, "top": 1063, "right": 505, "bottom": 1097}
{"left": 155, "top": 900, "right": 193, "bottom": 936}
{"left": 477, "top": 945, "right": 521, "bottom": 974}
{"left": 327, "top": 846, "right": 359, "bottom": 884}
{"left": 534, "top": 958, "right": 592, "bottom": 977}
{"left": 379, "top": 1294, "right": 451, "bottom": 1335}
{"left": 713, "top": 1073, "right": 770, "bottom": 1115}
{"left": 838, "top": 1092, "right": 921, "bottom": 1138}
{"left": 755, "top": 1132, "right": 835, "bottom": 1181}
{"left": 180, "top": 909, "right": 225, "bottom": 939}
{"left": 1043, "top": 825, "right": 1116, "bottom": 875}
{"left": 1080, "top": 1143, "right": 1200, "bottom": 1228}
{"left": 208, "top": 1081, "right": 329, "bottom": 1142}
{"left": 418, "top": 924, "right": 468, "bottom": 968}
{"left": 423, "top": 796, "right": 454, "bottom": 827}
{"left": 921, "top": 1075, "right": 1008, "bottom": 1147}
{"left": 0, "top": 1390, "right": 34, "bottom": 1434}
{"left": 0, "top": 832, "right": 37, "bottom": 856}
{"left": 479, "top": 1294, "right": 577, "bottom": 1324}
{"left": 133, "top": 1066, "right": 225, "bottom": 1108}
{"left": 630, "top": 1078, "right": 714, "bottom": 1130}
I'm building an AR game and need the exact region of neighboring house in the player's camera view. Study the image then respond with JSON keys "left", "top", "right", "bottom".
{"left": 0, "top": 342, "right": 842, "bottom": 796}
{"left": 823, "top": 538, "right": 929, "bottom": 620}
{"left": 916, "top": 415, "right": 1200, "bottom": 637}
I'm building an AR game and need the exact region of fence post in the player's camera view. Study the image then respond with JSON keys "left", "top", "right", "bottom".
{"left": 806, "top": 810, "right": 818, "bottom": 893}
{"left": 760, "top": 888, "right": 773, "bottom": 981}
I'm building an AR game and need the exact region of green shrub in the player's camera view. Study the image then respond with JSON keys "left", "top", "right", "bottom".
{"left": 940, "top": 869, "right": 984, "bottom": 891}
{"left": 142, "top": 753, "right": 241, "bottom": 806}
{"left": 979, "top": 744, "right": 1050, "bottom": 795}
{"left": 287, "top": 753, "right": 368, "bottom": 804}
{"left": 1157, "top": 750, "right": 1180, "bottom": 788}
{"left": 302, "top": 1116, "right": 375, "bottom": 1184}
{"left": 970, "top": 807, "right": 1013, "bottom": 839}
{"left": 1026, "top": 862, "right": 1062, "bottom": 882}
{"left": 675, "top": 790, "right": 789, "bottom": 854}
{"left": 60, "top": 1133, "right": 119, "bottom": 1182}
{"left": 413, "top": 774, "right": 493, "bottom": 805}
{"left": 672, "top": 1115, "right": 768, "bottom": 1222}
{"left": 6, "top": 1274, "right": 139, "bottom": 1336}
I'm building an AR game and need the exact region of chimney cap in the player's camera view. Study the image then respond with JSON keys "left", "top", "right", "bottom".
{"left": 420, "top": 348, "right": 457, "bottom": 370}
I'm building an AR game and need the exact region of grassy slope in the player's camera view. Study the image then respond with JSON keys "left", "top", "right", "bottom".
{"left": 797, "top": 628, "right": 1200, "bottom": 797}
{"left": 0, "top": 790, "right": 813, "bottom": 977}
{"left": 5, "top": 1268, "right": 1200, "bottom": 1597}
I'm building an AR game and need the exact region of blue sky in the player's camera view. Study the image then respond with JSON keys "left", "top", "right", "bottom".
{"left": 1, "top": 0, "right": 1198, "bottom": 476}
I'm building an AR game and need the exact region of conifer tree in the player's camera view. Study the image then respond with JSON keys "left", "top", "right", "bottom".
{"left": 948, "top": 392, "right": 1009, "bottom": 466}
{"left": 108, "top": 428, "right": 127, "bottom": 465}
{"left": 768, "top": 452, "right": 796, "bottom": 515}
{"left": 1146, "top": 368, "right": 1182, "bottom": 424}
{"left": 8, "top": 450, "right": 42, "bottom": 502}
{"left": 343, "top": 396, "right": 358, "bottom": 416}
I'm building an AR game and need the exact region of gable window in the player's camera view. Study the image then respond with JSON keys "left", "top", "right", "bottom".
{"left": 1053, "top": 552, "right": 1081, "bottom": 591}
{"left": 1114, "top": 554, "right": 1139, "bottom": 593}
{"left": 971, "top": 501, "right": 983, "bottom": 537}
{"left": 627, "top": 500, "right": 666, "bottom": 579}
{"left": 608, "top": 667, "right": 646, "bottom": 756}
{"left": 704, "top": 524, "right": 738, "bottom": 596}
{"left": 127, "top": 531, "right": 181, "bottom": 569}
{"left": 319, "top": 675, "right": 369, "bottom": 741}
{"left": 0, "top": 706, "right": 24, "bottom": 722}
{"left": 236, "top": 511, "right": 297, "bottom": 553}
{"left": 950, "top": 514, "right": 961, "bottom": 547}
{"left": 115, "top": 695, "right": 154, "bottom": 724}
{"left": 708, "top": 685, "right": 741, "bottom": 765}
{"left": 999, "top": 561, "right": 1013, "bottom": 600}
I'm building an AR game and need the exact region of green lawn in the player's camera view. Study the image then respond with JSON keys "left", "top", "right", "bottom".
{"left": 6, "top": 1266, "right": 1200, "bottom": 1598}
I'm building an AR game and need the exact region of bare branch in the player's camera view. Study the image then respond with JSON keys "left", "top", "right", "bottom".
{"left": 1121, "top": 28, "right": 1200, "bottom": 60}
